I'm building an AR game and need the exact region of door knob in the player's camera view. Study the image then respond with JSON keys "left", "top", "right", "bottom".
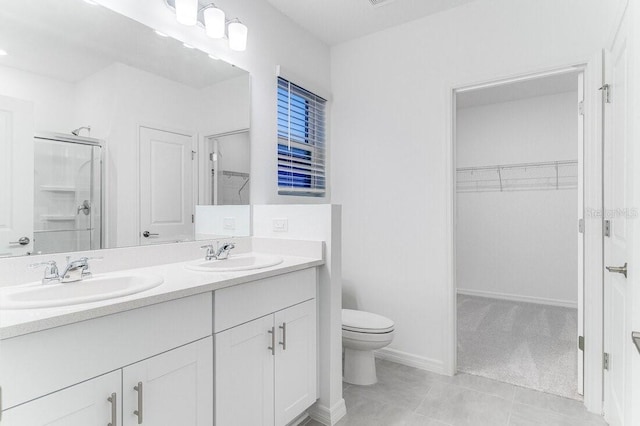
{"left": 142, "top": 231, "right": 159, "bottom": 238}
{"left": 606, "top": 262, "right": 627, "bottom": 278}
{"left": 9, "top": 237, "right": 30, "bottom": 246}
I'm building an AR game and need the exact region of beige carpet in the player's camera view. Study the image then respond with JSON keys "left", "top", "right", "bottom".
{"left": 457, "top": 294, "right": 581, "bottom": 400}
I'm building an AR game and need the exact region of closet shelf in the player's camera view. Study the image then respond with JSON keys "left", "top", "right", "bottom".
{"left": 457, "top": 160, "right": 578, "bottom": 192}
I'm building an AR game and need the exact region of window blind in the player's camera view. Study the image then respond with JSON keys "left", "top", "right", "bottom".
{"left": 277, "top": 77, "right": 327, "bottom": 196}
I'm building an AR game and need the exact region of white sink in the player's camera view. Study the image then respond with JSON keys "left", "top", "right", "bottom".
{"left": 185, "top": 253, "right": 284, "bottom": 272}
{"left": 0, "top": 273, "right": 164, "bottom": 310}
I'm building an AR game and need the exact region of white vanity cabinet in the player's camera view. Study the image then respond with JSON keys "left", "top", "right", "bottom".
{"left": 0, "top": 293, "right": 213, "bottom": 425}
{"left": 122, "top": 337, "right": 213, "bottom": 425}
{"left": 1, "top": 371, "right": 121, "bottom": 426}
{"left": 214, "top": 269, "right": 318, "bottom": 426}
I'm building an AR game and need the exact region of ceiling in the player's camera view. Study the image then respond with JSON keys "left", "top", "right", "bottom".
{"left": 266, "top": 0, "right": 478, "bottom": 46}
{"left": 456, "top": 71, "right": 581, "bottom": 109}
{"left": 0, "top": 0, "right": 245, "bottom": 89}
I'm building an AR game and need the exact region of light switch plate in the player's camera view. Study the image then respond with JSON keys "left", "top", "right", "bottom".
{"left": 223, "top": 217, "right": 236, "bottom": 231}
{"left": 272, "top": 218, "right": 288, "bottom": 232}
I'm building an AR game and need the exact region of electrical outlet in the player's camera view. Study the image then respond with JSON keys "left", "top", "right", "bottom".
{"left": 223, "top": 217, "right": 236, "bottom": 231}
{"left": 272, "top": 218, "right": 288, "bottom": 232}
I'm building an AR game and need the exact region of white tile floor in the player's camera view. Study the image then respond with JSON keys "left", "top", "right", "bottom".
{"left": 306, "top": 359, "right": 607, "bottom": 426}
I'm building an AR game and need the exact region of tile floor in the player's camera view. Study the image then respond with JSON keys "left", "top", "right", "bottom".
{"left": 306, "top": 359, "right": 606, "bottom": 426}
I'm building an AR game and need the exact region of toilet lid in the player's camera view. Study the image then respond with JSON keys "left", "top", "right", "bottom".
{"left": 342, "top": 309, "right": 394, "bottom": 333}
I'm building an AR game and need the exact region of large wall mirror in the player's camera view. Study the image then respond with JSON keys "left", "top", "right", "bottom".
{"left": 0, "top": 0, "right": 251, "bottom": 258}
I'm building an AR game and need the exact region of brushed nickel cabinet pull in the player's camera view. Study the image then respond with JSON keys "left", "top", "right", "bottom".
{"left": 107, "top": 392, "right": 117, "bottom": 426}
{"left": 279, "top": 322, "right": 287, "bottom": 350}
{"left": 268, "top": 326, "right": 275, "bottom": 355}
{"left": 134, "top": 382, "right": 143, "bottom": 424}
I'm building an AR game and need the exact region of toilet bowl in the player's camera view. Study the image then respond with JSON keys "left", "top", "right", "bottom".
{"left": 342, "top": 309, "right": 394, "bottom": 386}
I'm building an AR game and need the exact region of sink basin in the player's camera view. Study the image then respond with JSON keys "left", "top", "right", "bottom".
{"left": 185, "top": 253, "right": 284, "bottom": 272}
{"left": 0, "top": 273, "right": 164, "bottom": 310}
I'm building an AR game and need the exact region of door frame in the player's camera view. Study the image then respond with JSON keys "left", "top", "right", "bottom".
{"left": 444, "top": 60, "right": 605, "bottom": 414}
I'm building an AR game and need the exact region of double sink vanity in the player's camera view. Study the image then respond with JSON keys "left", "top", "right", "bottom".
{"left": 0, "top": 238, "right": 324, "bottom": 425}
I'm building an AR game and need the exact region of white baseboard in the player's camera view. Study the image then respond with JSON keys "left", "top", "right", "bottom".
{"left": 308, "top": 399, "right": 347, "bottom": 426}
{"left": 456, "top": 288, "right": 578, "bottom": 309}
{"left": 374, "top": 347, "right": 446, "bottom": 375}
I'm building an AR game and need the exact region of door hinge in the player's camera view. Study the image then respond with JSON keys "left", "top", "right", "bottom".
{"left": 578, "top": 101, "right": 584, "bottom": 116}
{"left": 603, "top": 352, "right": 610, "bottom": 370}
{"left": 191, "top": 150, "right": 196, "bottom": 160}
{"left": 578, "top": 335, "right": 584, "bottom": 351}
{"left": 192, "top": 214, "right": 194, "bottom": 224}
{"left": 209, "top": 153, "right": 214, "bottom": 161}
{"left": 604, "top": 219, "right": 611, "bottom": 237}
{"left": 578, "top": 218, "right": 585, "bottom": 234}
{"left": 599, "top": 84, "right": 612, "bottom": 104}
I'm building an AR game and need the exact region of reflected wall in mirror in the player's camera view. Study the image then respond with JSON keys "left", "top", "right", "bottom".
{"left": 0, "top": 0, "right": 251, "bottom": 257}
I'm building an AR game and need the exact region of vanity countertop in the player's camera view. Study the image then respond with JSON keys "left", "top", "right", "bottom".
{"left": 0, "top": 254, "right": 323, "bottom": 339}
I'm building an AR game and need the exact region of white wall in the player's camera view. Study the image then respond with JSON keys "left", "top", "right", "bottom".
{"left": 95, "top": 0, "right": 332, "bottom": 206}
{"left": 0, "top": 65, "right": 75, "bottom": 133}
{"left": 456, "top": 92, "right": 578, "bottom": 307}
{"left": 331, "top": 0, "right": 621, "bottom": 372}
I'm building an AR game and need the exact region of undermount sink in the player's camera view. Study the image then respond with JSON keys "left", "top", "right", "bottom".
{"left": 185, "top": 253, "right": 284, "bottom": 272}
{"left": 0, "top": 273, "right": 164, "bottom": 310}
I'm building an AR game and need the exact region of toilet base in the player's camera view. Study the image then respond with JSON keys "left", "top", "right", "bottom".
{"left": 343, "top": 348, "right": 377, "bottom": 386}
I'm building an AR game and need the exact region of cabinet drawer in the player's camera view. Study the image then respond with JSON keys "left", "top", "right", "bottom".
{"left": 213, "top": 268, "right": 316, "bottom": 333}
{"left": 1, "top": 292, "right": 212, "bottom": 409}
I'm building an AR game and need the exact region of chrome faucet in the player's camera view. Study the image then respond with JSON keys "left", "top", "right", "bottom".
{"left": 28, "top": 260, "right": 61, "bottom": 284}
{"left": 201, "top": 242, "right": 236, "bottom": 261}
{"left": 59, "top": 256, "right": 102, "bottom": 283}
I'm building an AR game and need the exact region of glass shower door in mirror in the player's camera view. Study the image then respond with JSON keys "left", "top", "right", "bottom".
{"left": 33, "top": 135, "right": 102, "bottom": 255}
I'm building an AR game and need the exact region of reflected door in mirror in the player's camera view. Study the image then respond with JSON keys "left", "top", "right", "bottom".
{"left": 0, "top": 95, "right": 34, "bottom": 257}
{"left": 139, "top": 126, "right": 195, "bottom": 245}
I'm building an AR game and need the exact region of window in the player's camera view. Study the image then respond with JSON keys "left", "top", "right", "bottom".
{"left": 277, "top": 77, "right": 327, "bottom": 196}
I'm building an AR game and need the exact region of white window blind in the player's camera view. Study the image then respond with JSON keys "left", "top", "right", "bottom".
{"left": 277, "top": 77, "right": 327, "bottom": 196}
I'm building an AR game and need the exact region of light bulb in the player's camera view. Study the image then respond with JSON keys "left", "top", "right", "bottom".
{"left": 228, "top": 22, "right": 248, "bottom": 52}
{"left": 204, "top": 7, "right": 226, "bottom": 39}
{"left": 175, "top": 0, "right": 198, "bottom": 26}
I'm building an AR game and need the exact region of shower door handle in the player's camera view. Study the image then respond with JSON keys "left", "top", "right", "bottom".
{"left": 142, "top": 231, "right": 159, "bottom": 238}
{"left": 9, "top": 237, "right": 30, "bottom": 246}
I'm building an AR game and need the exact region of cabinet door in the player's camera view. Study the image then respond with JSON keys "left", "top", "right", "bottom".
{"left": 2, "top": 371, "right": 120, "bottom": 426}
{"left": 123, "top": 337, "right": 213, "bottom": 426}
{"left": 274, "top": 299, "right": 317, "bottom": 425}
{"left": 215, "top": 314, "right": 275, "bottom": 426}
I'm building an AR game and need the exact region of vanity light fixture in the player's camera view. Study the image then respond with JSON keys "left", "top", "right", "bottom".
{"left": 227, "top": 19, "right": 248, "bottom": 52}
{"left": 175, "top": 0, "right": 198, "bottom": 26}
{"left": 167, "top": 0, "right": 249, "bottom": 52}
{"left": 203, "top": 6, "right": 226, "bottom": 39}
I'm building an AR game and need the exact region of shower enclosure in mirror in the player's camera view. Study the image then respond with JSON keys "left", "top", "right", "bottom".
{"left": 33, "top": 134, "right": 102, "bottom": 255}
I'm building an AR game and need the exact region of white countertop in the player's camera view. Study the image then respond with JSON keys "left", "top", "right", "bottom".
{"left": 0, "top": 253, "right": 324, "bottom": 339}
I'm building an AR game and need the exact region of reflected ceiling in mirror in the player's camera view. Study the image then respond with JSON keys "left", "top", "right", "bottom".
{"left": 0, "top": 0, "right": 251, "bottom": 258}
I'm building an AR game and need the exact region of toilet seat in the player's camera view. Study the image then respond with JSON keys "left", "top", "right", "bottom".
{"left": 342, "top": 309, "right": 394, "bottom": 334}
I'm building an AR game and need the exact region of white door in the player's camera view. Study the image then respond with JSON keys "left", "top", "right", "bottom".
{"left": 139, "top": 126, "right": 195, "bottom": 245}
{"left": 603, "top": 13, "right": 631, "bottom": 426}
{"left": 0, "top": 95, "right": 34, "bottom": 256}
{"left": 274, "top": 300, "right": 317, "bottom": 426}
{"left": 577, "top": 71, "right": 585, "bottom": 395}
{"left": 2, "top": 371, "right": 120, "bottom": 425}
{"left": 215, "top": 315, "right": 275, "bottom": 426}
{"left": 123, "top": 337, "right": 213, "bottom": 426}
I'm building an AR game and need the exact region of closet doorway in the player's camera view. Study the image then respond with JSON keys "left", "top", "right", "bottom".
{"left": 453, "top": 69, "right": 585, "bottom": 400}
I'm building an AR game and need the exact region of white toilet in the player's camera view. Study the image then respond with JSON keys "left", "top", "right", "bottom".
{"left": 342, "top": 309, "right": 395, "bottom": 386}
